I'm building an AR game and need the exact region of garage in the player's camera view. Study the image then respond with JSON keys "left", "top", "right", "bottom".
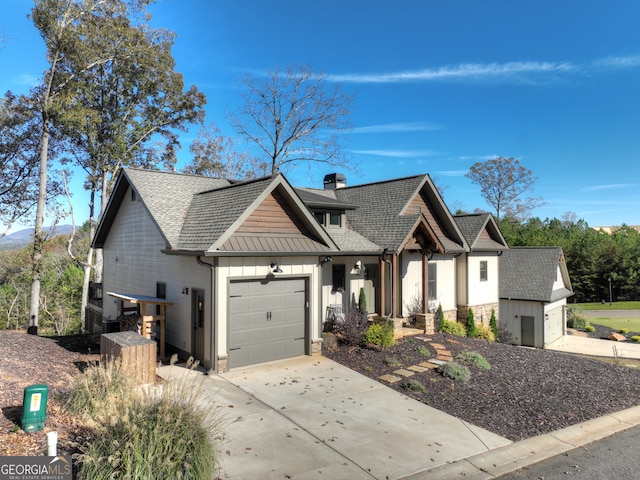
{"left": 545, "top": 305, "right": 564, "bottom": 346}
{"left": 228, "top": 277, "right": 308, "bottom": 368}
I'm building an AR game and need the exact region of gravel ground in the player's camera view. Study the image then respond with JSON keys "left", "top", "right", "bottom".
{"left": 325, "top": 332, "right": 640, "bottom": 442}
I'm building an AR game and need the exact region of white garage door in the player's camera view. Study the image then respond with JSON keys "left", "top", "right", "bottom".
{"left": 228, "top": 278, "right": 307, "bottom": 368}
{"left": 545, "top": 305, "right": 564, "bottom": 345}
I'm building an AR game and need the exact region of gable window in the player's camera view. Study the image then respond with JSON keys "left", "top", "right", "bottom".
{"left": 413, "top": 205, "right": 422, "bottom": 214}
{"left": 329, "top": 211, "right": 341, "bottom": 227}
{"left": 314, "top": 211, "right": 326, "bottom": 226}
{"left": 480, "top": 261, "right": 488, "bottom": 282}
{"left": 428, "top": 262, "right": 437, "bottom": 301}
{"left": 332, "top": 264, "right": 345, "bottom": 292}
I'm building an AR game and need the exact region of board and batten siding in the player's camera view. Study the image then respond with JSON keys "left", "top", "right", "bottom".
{"left": 102, "top": 186, "right": 212, "bottom": 366}
{"left": 214, "top": 256, "right": 321, "bottom": 366}
{"left": 499, "top": 299, "right": 544, "bottom": 348}
{"left": 400, "top": 254, "right": 457, "bottom": 316}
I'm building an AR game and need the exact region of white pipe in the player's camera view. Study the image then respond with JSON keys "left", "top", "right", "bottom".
{"left": 47, "top": 431, "right": 57, "bottom": 456}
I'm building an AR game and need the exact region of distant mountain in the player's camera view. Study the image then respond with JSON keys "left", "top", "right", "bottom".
{"left": 0, "top": 225, "right": 74, "bottom": 251}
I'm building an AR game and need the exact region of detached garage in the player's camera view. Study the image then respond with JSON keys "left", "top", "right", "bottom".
{"left": 499, "top": 247, "right": 574, "bottom": 348}
{"left": 228, "top": 278, "right": 308, "bottom": 367}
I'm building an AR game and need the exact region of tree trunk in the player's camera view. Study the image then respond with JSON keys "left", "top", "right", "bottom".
{"left": 28, "top": 119, "right": 50, "bottom": 335}
{"left": 94, "top": 172, "right": 109, "bottom": 284}
{"left": 79, "top": 185, "right": 96, "bottom": 330}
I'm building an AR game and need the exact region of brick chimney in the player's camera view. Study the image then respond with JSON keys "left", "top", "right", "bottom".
{"left": 323, "top": 173, "right": 347, "bottom": 190}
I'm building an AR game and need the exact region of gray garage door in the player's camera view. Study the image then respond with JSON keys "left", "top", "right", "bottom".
{"left": 229, "top": 278, "right": 307, "bottom": 368}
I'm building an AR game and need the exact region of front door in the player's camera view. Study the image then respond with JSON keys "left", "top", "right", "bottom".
{"left": 364, "top": 264, "right": 378, "bottom": 315}
{"left": 192, "top": 289, "right": 205, "bottom": 362}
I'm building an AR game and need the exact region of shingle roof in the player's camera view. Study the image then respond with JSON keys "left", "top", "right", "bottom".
{"left": 177, "top": 177, "right": 273, "bottom": 251}
{"left": 500, "top": 247, "right": 573, "bottom": 302}
{"left": 454, "top": 213, "right": 508, "bottom": 251}
{"left": 329, "top": 175, "right": 466, "bottom": 253}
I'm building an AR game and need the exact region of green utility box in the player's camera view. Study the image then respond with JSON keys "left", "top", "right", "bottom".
{"left": 21, "top": 384, "right": 48, "bottom": 432}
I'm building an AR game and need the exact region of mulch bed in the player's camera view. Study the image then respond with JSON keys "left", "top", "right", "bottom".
{"left": 0, "top": 330, "right": 99, "bottom": 457}
{"left": 325, "top": 332, "right": 640, "bottom": 442}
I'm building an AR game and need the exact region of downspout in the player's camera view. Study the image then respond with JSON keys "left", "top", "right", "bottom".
{"left": 380, "top": 249, "right": 393, "bottom": 318}
{"left": 197, "top": 256, "right": 216, "bottom": 373}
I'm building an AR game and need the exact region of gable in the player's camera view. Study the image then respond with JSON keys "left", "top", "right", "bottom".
{"left": 219, "top": 187, "right": 332, "bottom": 253}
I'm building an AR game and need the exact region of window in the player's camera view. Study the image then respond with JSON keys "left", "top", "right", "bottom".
{"left": 480, "top": 261, "right": 488, "bottom": 282}
{"left": 156, "top": 282, "right": 166, "bottom": 315}
{"left": 332, "top": 264, "right": 345, "bottom": 292}
{"left": 413, "top": 205, "right": 422, "bottom": 214}
{"left": 329, "top": 211, "right": 341, "bottom": 227}
{"left": 428, "top": 262, "right": 437, "bottom": 301}
{"left": 314, "top": 211, "right": 326, "bottom": 226}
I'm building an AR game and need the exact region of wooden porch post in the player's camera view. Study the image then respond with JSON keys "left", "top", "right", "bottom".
{"left": 422, "top": 251, "right": 429, "bottom": 313}
{"left": 391, "top": 254, "right": 399, "bottom": 317}
{"left": 379, "top": 257, "right": 386, "bottom": 317}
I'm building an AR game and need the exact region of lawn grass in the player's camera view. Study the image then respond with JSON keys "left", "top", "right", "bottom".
{"left": 588, "top": 317, "right": 640, "bottom": 332}
{"left": 573, "top": 301, "right": 640, "bottom": 310}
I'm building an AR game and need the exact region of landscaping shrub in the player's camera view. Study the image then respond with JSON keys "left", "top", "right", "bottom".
{"left": 333, "top": 303, "right": 368, "bottom": 346}
{"left": 566, "top": 307, "right": 588, "bottom": 330}
{"left": 70, "top": 356, "right": 223, "bottom": 480}
{"left": 385, "top": 356, "right": 402, "bottom": 367}
{"left": 632, "top": 336, "right": 640, "bottom": 343}
{"left": 363, "top": 322, "right": 395, "bottom": 348}
{"left": 416, "top": 345, "right": 430, "bottom": 356}
{"left": 402, "top": 379, "right": 427, "bottom": 393}
{"left": 439, "top": 320, "right": 467, "bottom": 337}
{"left": 475, "top": 324, "right": 496, "bottom": 341}
{"left": 436, "top": 303, "right": 445, "bottom": 331}
{"left": 438, "top": 362, "right": 471, "bottom": 383}
{"left": 496, "top": 321, "right": 515, "bottom": 344}
{"left": 620, "top": 328, "right": 629, "bottom": 334}
{"left": 466, "top": 309, "right": 476, "bottom": 338}
{"left": 489, "top": 308, "right": 498, "bottom": 339}
{"left": 585, "top": 325, "right": 595, "bottom": 332}
{"left": 455, "top": 351, "right": 491, "bottom": 370}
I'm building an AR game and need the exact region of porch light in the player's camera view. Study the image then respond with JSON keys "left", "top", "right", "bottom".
{"left": 320, "top": 256, "right": 333, "bottom": 266}
{"left": 270, "top": 262, "right": 283, "bottom": 274}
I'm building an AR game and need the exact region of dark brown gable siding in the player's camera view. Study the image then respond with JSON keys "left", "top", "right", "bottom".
{"left": 403, "top": 193, "right": 446, "bottom": 238}
{"left": 236, "top": 189, "right": 312, "bottom": 235}
{"left": 479, "top": 228, "right": 492, "bottom": 241}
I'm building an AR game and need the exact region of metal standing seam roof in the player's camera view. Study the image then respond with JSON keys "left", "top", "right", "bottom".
{"left": 499, "top": 246, "right": 573, "bottom": 302}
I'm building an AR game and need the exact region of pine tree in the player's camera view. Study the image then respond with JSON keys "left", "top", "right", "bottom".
{"left": 466, "top": 309, "right": 476, "bottom": 338}
{"left": 490, "top": 308, "right": 498, "bottom": 339}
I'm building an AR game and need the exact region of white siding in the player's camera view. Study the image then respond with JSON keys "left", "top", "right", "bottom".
{"left": 401, "top": 253, "right": 423, "bottom": 317}
{"left": 433, "top": 255, "right": 457, "bottom": 312}
{"left": 468, "top": 253, "right": 499, "bottom": 306}
{"left": 320, "top": 255, "right": 378, "bottom": 316}
{"left": 102, "top": 187, "right": 212, "bottom": 366}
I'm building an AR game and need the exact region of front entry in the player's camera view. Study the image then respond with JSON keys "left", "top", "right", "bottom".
{"left": 192, "top": 289, "right": 205, "bottom": 362}
{"left": 228, "top": 278, "right": 307, "bottom": 368}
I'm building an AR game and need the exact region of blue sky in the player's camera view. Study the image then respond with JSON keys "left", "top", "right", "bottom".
{"left": 1, "top": 0, "right": 639, "bottom": 230}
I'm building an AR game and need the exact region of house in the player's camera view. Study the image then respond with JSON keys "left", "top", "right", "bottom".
{"left": 499, "top": 247, "right": 574, "bottom": 348}
{"left": 92, "top": 168, "right": 505, "bottom": 372}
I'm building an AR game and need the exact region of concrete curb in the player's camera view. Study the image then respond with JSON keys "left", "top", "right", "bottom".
{"left": 398, "top": 405, "right": 640, "bottom": 479}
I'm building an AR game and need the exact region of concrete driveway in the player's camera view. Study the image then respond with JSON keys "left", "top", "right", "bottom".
{"left": 547, "top": 334, "right": 640, "bottom": 360}
{"left": 158, "top": 356, "right": 510, "bottom": 479}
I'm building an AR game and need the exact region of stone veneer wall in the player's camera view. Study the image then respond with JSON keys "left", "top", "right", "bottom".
{"left": 457, "top": 303, "right": 499, "bottom": 326}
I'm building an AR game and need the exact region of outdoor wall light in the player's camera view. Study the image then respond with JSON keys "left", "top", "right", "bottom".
{"left": 182, "top": 287, "right": 189, "bottom": 295}
{"left": 270, "top": 262, "right": 283, "bottom": 273}
{"left": 320, "top": 256, "right": 333, "bottom": 266}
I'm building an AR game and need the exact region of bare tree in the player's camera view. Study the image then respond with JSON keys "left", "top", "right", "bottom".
{"left": 465, "top": 156, "right": 544, "bottom": 221}
{"left": 183, "top": 122, "right": 268, "bottom": 179}
{"left": 228, "top": 64, "right": 355, "bottom": 175}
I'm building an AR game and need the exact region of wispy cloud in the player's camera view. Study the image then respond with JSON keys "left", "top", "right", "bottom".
{"left": 352, "top": 121, "right": 443, "bottom": 134}
{"left": 352, "top": 149, "right": 439, "bottom": 158}
{"left": 436, "top": 170, "right": 468, "bottom": 177}
{"left": 581, "top": 184, "right": 634, "bottom": 192}
{"left": 328, "top": 54, "right": 640, "bottom": 85}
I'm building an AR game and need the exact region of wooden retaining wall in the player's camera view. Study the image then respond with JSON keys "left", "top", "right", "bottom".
{"left": 101, "top": 331, "right": 157, "bottom": 385}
